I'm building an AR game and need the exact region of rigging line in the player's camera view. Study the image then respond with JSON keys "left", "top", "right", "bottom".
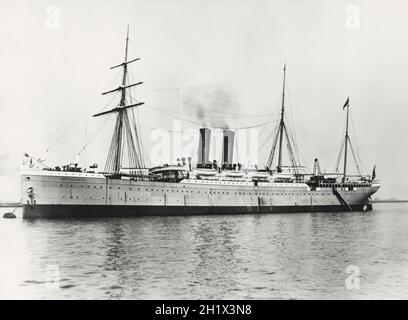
{"left": 335, "top": 136, "right": 346, "bottom": 173}
{"left": 47, "top": 91, "right": 120, "bottom": 153}
{"left": 323, "top": 121, "right": 346, "bottom": 169}
{"left": 127, "top": 89, "right": 274, "bottom": 119}
{"left": 245, "top": 112, "right": 279, "bottom": 163}
{"left": 70, "top": 114, "right": 113, "bottom": 164}
{"left": 349, "top": 112, "right": 366, "bottom": 173}
{"left": 265, "top": 95, "right": 289, "bottom": 167}
{"left": 285, "top": 124, "right": 307, "bottom": 169}
{"left": 106, "top": 115, "right": 120, "bottom": 173}
{"left": 144, "top": 102, "right": 279, "bottom": 120}
{"left": 92, "top": 90, "right": 121, "bottom": 115}
{"left": 283, "top": 124, "right": 299, "bottom": 170}
{"left": 152, "top": 89, "right": 273, "bottom": 118}
{"left": 348, "top": 137, "right": 362, "bottom": 176}
{"left": 126, "top": 72, "right": 145, "bottom": 168}
{"left": 140, "top": 82, "right": 229, "bottom": 93}
{"left": 126, "top": 87, "right": 276, "bottom": 119}
{"left": 285, "top": 80, "right": 302, "bottom": 166}
{"left": 266, "top": 123, "right": 281, "bottom": 167}
{"left": 322, "top": 109, "right": 347, "bottom": 167}
{"left": 144, "top": 103, "right": 278, "bottom": 129}
{"left": 320, "top": 107, "right": 346, "bottom": 170}
{"left": 257, "top": 111, "right": 278, "bottom": 141}
{"left": 131, "top": 108, "right": 144, "bottom": 166}
{"left": 247, "top": 127, "right": 277, "bottom": 165}
{"left": 285, "top": 121, "right": 308, "bottom": 169}
{"left": 141, "top": 124, "right": 276, "bottom": 134}
{"left": 45, "top": 106, "right": 86, "bottom": 153}
{"left": 123, "top": 110, "right": 141, "bottom": 170}
{"left": 46, "top": 69, "right": 122, "bottom": 150}
{"left": 130, "top": 90, "right": 279, "bottom": 120}
{"left": 327, "top": 126, "right": 347, "bottom": 170}
{"left": 140, "top": 126, "right": 200, "bottom": 133}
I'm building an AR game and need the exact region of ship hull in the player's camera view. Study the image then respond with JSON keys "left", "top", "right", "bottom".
{"left": 22, "top": 204, "right": 369, "bottom": 218}
{"left": 21, "top": 170, "right": 379, "bottom": 218}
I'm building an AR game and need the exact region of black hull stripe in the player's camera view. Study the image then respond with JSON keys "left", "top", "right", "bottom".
{"left": 22, "top": 204, "right": 369, "bottom": 218}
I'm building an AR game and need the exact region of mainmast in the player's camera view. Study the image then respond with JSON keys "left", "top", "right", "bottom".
{"left": 343, "top": 97, "right": 350, "bottom": 183}
{"left": 93, "top": 26, "right": 145, "bottom": 176}
{"left": 277, "top": 63, "right": 287, "bottom": 173}
{"left": 266, "top": 64, "right": 298, "bottom": 173}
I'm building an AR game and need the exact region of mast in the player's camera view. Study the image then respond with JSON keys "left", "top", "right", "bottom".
{"left": 266, "top": 64, "right": 299, "bottom": 172}
{"left": 343, "top": 98, "right": 350, "bottom": 183}
{"left": 93, "top": 25, "right": 145, "bottom": 175}
{"left": 277, "top": 63, "right": 286, "bottom": 173}
{"left": 120, "top": 26, "right": 129, "bottom": 107}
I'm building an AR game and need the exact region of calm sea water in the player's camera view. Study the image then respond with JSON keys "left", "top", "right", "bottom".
{"left": 1, "top": 202, "right": 407, "bottom": 299}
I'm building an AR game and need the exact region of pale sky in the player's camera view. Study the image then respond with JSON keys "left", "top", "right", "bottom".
{"left": 1, "top": 0, "right": 407, "bottom": 200}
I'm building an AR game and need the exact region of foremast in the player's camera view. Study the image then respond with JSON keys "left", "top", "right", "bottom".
{"left": 93, "top": 26, "right": 145, "bottom": 177}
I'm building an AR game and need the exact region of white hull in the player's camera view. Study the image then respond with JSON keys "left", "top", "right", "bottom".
{"left": 20, "top": 169, "right": 380, "bottom": 218}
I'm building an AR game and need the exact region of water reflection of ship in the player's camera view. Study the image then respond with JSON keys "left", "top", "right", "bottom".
{"left": 103, "top": 222, "right": 128, "bottom": 298}
{"left": 20, "top": 28, "right": 380, "bottom": 218}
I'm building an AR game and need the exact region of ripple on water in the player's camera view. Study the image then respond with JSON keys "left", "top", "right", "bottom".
{"left": 0, "top": 202, "right": 408, "bottom": 299}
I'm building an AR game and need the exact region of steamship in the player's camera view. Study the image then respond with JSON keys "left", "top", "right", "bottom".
{"left": 20, "top": 30, "right": 380, "bottom": 218}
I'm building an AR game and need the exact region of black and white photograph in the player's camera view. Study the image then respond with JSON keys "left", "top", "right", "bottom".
{"left": 0, "top": 0, "right": 407, "bottom": 305}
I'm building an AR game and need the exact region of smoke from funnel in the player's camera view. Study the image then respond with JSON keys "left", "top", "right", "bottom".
{"left": 182, "top": 85, "right": 240, "bottom": 129}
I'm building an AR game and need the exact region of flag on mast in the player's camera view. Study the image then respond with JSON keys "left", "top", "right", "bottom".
{"left": 343, "top": 97, "right": 349, "bottom": 110}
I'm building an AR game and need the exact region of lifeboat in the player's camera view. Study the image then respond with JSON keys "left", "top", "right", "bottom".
{"left": 223, "top": 171, "right": 244, "bottom": 178}
{"left": 194, "top": 169, "right": 217, "bottom": 177}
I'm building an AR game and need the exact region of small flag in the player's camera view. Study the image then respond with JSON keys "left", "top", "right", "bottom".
{"left": 343, "top": 97, "right": 349, "bottom": 110}
{"left": 372, "top": 165, "right": 376, "bottom": 180}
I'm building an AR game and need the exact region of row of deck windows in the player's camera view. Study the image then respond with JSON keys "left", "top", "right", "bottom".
{"left": 58, "top": 185, "right": 364, "bottom": 197}
{"left": 61, "top": 192, "right": 362, "bottom": 200}
{"left": 62, "top": 191, "right": 365, "bottom": 201}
